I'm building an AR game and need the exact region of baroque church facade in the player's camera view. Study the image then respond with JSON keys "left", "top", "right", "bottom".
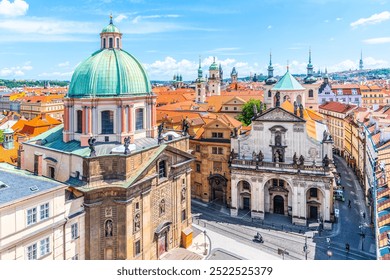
{"left": 20, "top": 18, "right": 194, "bottom": 260}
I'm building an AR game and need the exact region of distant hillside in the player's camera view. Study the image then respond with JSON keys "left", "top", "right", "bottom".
{"left": 0, "top": 79, "right": 69, "bottom": 89}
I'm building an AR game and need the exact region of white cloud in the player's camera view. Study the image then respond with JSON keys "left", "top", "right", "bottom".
{"left": 350, "top": 11, "right": 390, "bottom": 28}
{"left": 0, "top": 0, "right": 29, "bottom": 17}
{"left": 328, "top": 59, "right": 357, "bottom": 72}
{"left": 324, "top": 19, "right": 329, "bottom": 23}
{"left": 0, "top": 61, "right": 32, "bottom": 77}
{"left": 267, "top": 25, "right": 272, "bottom": 29}
{"left": 58, "top": 61, "right": 70, "bottom": 67}
{"left": 0, "top": 18, "right": 96, "bottom": 35}
{"left": 336, "top": 17, "right": 342, "bottom": 21}
{"left": 131, "top": 14, "right": 180, "bottom": 24}
{"left": 115, "top": 14, "right": 127, "bottom": 23}
{"left": 364, "top": 56, "right": 389, "bottom": 68}
{"left": 363, "top": 37, "right": 390, "bottom": 44}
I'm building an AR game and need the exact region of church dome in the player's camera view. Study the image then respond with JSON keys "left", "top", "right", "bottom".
{"left": 101, "top": 22, "right": 120, "bottom": 33}
{"left": 67, "top": 19, "right": 152, "bottom": 98}
{"left": 209, "top": 62, "right": 219, "bottom": 71}
{"left": 304, "top": 75, "right": 317, "bottom": 84}
{"left": 265, "top": 76, "right": 278, "bottom": 85}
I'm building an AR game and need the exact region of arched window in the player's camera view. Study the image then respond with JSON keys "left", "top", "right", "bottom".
{"left": 296, "top": 95, "right": 302, "bottom": 105}
{"left": 309, "top": 89, "right": 314, "bottom": 98}
{"left": 76, "top": 110, "right": 82, "bottom": 133}
{"left": 109, "top": 38, "right": 113, "bottom": 48}
{"left": 103, "top": 38, "right": 106, "bottom": 49}
{"left": 135, "top": 108, "right": 144, "bottom": 130}
{"left": 116, "top": 38, "right": 119, "bottom": 49}
{"left": 268, "top": 90, "right": 271, "bottom": 97}
{"left": 101, "top": 110, "right": 114, "bottom": 134}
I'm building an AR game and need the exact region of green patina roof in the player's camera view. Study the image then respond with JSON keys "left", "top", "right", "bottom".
{"left": 272, "top": 70, "right": 305, "bottom": 91}
{"left": 101, "top": 23, "right": 120, "bottom": 33}
{"left": 209, "top": 62, "right": 219, "bottom": 71}
{"left": 68, "top": 49, "right": 152, "bottom": 98}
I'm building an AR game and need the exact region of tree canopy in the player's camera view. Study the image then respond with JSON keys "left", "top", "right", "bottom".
{"left": 237, "top": 99, "right": 265, "bottom": 126}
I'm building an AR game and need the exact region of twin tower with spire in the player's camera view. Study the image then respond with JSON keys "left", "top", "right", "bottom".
{"left": 196, "top": 56, "right": 223, "bottom": 103}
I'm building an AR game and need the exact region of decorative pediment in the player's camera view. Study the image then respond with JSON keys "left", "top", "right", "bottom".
{"left": 254, "top": 107, "right": 305, "bottom": 122}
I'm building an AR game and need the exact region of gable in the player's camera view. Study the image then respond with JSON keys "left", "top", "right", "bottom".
{"left": 222, "top": 96, "right": 246, "bottom": 106}
{"left": 254, "top": 107, "right": 305, "bottom": 123}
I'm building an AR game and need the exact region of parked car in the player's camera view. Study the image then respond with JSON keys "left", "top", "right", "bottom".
{"left": 333, "top": 189, "right": 345, "bottom": 201}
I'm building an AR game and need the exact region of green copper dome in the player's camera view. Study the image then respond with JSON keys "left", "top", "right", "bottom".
{"left": 68, "top": 49, "right": 152, "bottom": 97}
{"left": 209, "top": 62, "right": 219, "bottom": 71}
{"left": 102, "top": 23, "right": 120, "bottom": 33}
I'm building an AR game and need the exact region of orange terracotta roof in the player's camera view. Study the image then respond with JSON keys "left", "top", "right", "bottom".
{"left": 319, "top": 101, "right": 357, "bottom": 114}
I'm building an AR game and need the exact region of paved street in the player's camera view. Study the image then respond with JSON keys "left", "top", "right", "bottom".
{"left": 191, "top": 156, "right": 376, "bottom": 260}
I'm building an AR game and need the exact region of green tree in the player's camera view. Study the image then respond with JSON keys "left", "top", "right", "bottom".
{"left": 0, "top": 130, "right": 3, "bottom": 143}
{"left": 237, "top": 99, "right": 265, "bottom": 126}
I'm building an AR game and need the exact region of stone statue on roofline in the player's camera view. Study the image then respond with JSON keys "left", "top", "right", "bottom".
{"left": 294, "top": 101, "right": 298, "bottom": 115}
{"left": 124, "top": 136, "right": 131, "bottom": 154}
{"left": 158, "top": 122, "right": 164, "bottom": 144}
{"left": 299, "top": 155, "right": 305, "bottom": 166}
{"left": 293, "top": 152, "right": 298, "bottom": 165}
{"left": 275, "top": 92, "right": 280, "bottom": 107}
{"left": 299, "top": 104, "right": 304, "bottom": 118}
{"left": 182, "top": 118, "right": 189, "bottom": 136}
{"left": 322, "top": 154, "right": 330, "bottom": 168}
{"left": 88, "top": 137, "right": 96, "bottom": 157}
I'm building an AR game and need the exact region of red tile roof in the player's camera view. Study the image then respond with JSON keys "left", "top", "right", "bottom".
{"left": 319, "top": 101, "right": 357, "bottom": 114}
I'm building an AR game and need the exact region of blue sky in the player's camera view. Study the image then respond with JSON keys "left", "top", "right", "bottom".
{"left": 0, "top": 0, "right": 390, "bottom": 81}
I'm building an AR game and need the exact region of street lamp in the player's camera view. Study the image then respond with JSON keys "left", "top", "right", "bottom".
{"left": 327, "top": 250, "right": 333, "bottom": 260}
{"left": 203, "top": 230, "right": 207, "bottom": 255}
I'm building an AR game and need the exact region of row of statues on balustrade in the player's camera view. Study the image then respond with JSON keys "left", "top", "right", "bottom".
{"left": 229, "top": 148, "right": 330, "bottom": 168}
{"left": 86, "top": 118, "right": 191, "bottom": 157}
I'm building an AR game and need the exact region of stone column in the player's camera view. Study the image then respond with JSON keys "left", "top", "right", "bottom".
{"left": 88, "top": 106, "right": 92, "bottom": 134}
{"left": 230, "top": 175, "right": 238, "bottom": 217}
{"left": 82, "top": 106, "right": 86, "bottom": 134}
{"left": 121, "top": 106, "right": 126, "bottom": 133}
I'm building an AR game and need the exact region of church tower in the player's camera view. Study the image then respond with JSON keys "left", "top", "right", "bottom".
{"left": 231, "top": 67, "right": 238, "bottom": 84}
{"left": 196, "top": 57, "right": 206, "bottom": 103}
{"left": 207, "top": 57, "right": 221, "bottom": 96}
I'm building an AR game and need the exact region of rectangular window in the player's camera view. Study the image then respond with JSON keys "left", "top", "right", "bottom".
{"left": 27, "top": 243, "right": 37, "bottom": 260}
{"left": 212, "top": 147, "right": 223, "bottom": 154}
{"left": 196, "top": 163, "right": 201, "bottom": 172}
{"left": 27, "top": 207, "right": 37, "bottom": 226}
{"left": 135, "top": 240, "right": 141, "bottom": 256}
{"left": 310, "top": 188, "right": 318, "bottom": 198}
{"left": 234, "top": 107, "right": 237, "bottom": 111}
{"left": 101, "top": 110, "right": 114, "bottom": 134}
{"left": 40, "top": 237, "right": 50, "bottom": 256}
{"left": 159, "top": 160, "right": 166, "bottom": 178}
{"left": 40, "top": 203, "right": 49, "bottom": 220}
{"left": 49, "top": 166, "right": 55, "bottom": 179}
{"left": 135, "top": 108, "right": 144, "bottom": 130}
{"left": 71, "top": 223, "right": 79, "bottom": 240}
{"left": 212, "top": 132, "right": 223, "bottom": 138}
{"left": 225, "top": 107, "right": 228, "bottom": 110}
{"left": 195, "top": 145, "right": 200, "bottom": 152}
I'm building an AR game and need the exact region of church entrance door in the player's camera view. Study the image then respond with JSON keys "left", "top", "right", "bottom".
{"left": 158, "top": 233, "right": 167, "bottom": 257}
{"left": 310, "top": 206, "right": 318, "bottom": 220}
{"left": 273, "top": 195, "right": 284, "bottom": 214}
{"left": 243, "top": 197, "right": 250, "bottom": 210}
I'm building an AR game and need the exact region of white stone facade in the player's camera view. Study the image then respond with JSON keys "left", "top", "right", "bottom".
{"left": 229, "top": 107, "right": 334, "bottom": 228}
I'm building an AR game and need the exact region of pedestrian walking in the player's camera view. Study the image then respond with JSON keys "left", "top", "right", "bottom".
{"left": 363, "top": 212, "right": 366, "bottom": 219}
{"left": 348, "top": 200, "right": 351, "bottom": 208}
{"left": 346, "top": 243, "right": 350, "bottom": 252}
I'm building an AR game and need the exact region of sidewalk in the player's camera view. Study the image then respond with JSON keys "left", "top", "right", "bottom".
{"left": 190, "top": 223, "right": 281, "bottom": 260}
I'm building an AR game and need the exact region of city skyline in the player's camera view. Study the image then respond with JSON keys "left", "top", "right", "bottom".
{"left": 0, "top": 0, "right": 390, "bottom": 81}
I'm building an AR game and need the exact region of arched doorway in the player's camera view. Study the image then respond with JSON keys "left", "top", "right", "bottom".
{"left": 264, "top": 178, "right": 291, "bottom": 216}
{"left": 306, "top": 187, "right": 324, "bottom": 221}
{"left": 238, "top": 180, "right": 251, "bottom": 210}
{"left": 273, "top": 195, "right": 284, "bottom": 214}
{"left": 209, "top": 174, "right": 228, "bottom": 205}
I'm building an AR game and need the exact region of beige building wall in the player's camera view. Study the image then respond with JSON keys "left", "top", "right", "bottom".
{"left": 0, "top": 182, "right": 85, "bottom": 260}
